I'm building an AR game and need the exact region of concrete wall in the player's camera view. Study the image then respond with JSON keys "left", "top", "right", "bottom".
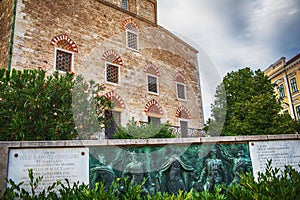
{"left": 1, "top": 134, "right": 299, "bottom": 194}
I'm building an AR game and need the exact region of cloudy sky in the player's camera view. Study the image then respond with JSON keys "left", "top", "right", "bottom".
{"left": 157, "top": 0, "right": 300, "bottom": 121}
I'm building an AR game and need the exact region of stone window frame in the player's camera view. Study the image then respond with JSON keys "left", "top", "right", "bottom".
{"left": 147, "top": 74, "right": 159, "bottom": 95}
{"left": 53, "top": 47, "right": 74, "bottom": 73}
{"left": 105, "top": 62, "right": 121, "bottom": 85}
{"left": 126, "top": 24, "right": 139, "bottom": 51}
{"left": 176, "top": 82, "right": 187, "bottom": 101}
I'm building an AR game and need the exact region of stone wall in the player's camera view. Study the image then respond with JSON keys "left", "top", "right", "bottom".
{"left": 0, "top": 0, "right": 14, "bottom": 69}
{"left": 100, "top": 0, "right": 157, "bottom": 23}
{"left": 1, "top": 134, "right": 299, "bottom": 194}
{"left": 8, "top": 0, "right": 203, "bottom": 129}
{"left": 137, "top": 0, "right": 156, "bottom": 23}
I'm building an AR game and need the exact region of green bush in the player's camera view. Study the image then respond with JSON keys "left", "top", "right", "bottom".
{"left": 0, "top": 69, "right": 111, "bottom": 140}
{"left": 226, "top": 160, "right": 300, "bottom": 200}
{"left": 1, "top": 170, "right": 225, "bottom": 200}
{"left": 2, "top": 162, "right": 300, "bottom": 199}
{"left": 112, "top": 119, "right": 176, "bottom": 139}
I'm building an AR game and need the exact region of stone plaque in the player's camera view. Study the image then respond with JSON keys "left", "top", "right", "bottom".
{"left": 7, "top": 148, "right": 89, "bottom": 193}
{"left": 249, "top": 140, "right": 300, "bottom": 180}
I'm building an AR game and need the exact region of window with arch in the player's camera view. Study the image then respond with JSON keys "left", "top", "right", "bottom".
{"left": 174, "top": 73, "right": 187, "bottom": 101}
{"left": 126, "top": 23, "right": 139, "bottom": 51}
{"left": 104, "top": 91, "right": 125, "bottom": 138}
{"left": 122, "top": 0, "right": 128, "bottom": 10}
{"left": 145, "top": 99, "right": 163, "bottom": 125}
{"left": 175, "top": 106, "right": 191, "bottom": 137}
{"left": 51, "top": 34, "right": 78, "bottom": 72}
{"left": 102, "top": 50, "right": 123, "bottom": 85}
{"left": 145, "top": 63, "right": 160, "bottom": 95}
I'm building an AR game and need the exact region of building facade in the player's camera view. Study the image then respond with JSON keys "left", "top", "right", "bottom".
{"left": 0, "top": 0, "right": 204, "bottom": 137}
{"left": 264, "top": 54, "right": 300, "bottom": 120}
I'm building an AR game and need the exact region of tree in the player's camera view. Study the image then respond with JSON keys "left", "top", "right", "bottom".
{"left": 0, "top": 69, "right": 111, "bottom": 140}
{"left": 208, "top": 67, "right": 297, "bottom": 136}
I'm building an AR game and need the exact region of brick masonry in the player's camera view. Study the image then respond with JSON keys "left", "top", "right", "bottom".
{"left": 0, "top": 0, "right": 204, "bottom": 131}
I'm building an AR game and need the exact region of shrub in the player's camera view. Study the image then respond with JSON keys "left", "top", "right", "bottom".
{"left": 226, "top": 160, "right": 300, "bottom": 200}
{"left": 0, "top": 69, "right": 111, "bottom": 140}
{"left": 112, "top": 119, "right": 176, "bottom": 139}
{"left": 3, "top": 161, "right": 300, "bottom": 199}
{"left": 1, "top": 170, "right": 225, "bottom": 200}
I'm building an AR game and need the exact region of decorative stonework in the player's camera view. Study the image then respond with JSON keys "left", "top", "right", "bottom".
{"left": 102, "top": 50, "right": 124, "bottom": 66}
{"left": 144, "top": 62, "right": 160, "bottom": 76}
{"left": 173, "top": 72, "right": 187, "bottom": 84}
{"left": 122, "top": 18, "right": 141, "bottom": 33}
{"left": 175, "top": 106, "right": 191, "bottom": 119}
{"left": 104, "top": 91, "right": 125, "bottom": 109}
{"left": 50, "top": 34, "right": 78, "bottom": 53}
{"left": 144, "top": 99, "right": 163, "bottom": 115}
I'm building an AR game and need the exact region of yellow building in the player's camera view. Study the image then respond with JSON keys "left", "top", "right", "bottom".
{"left": 264, "top": 54, "right": 300, "bottom": 120}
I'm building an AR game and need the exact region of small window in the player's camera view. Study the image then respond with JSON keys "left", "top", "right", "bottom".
{"left": 126, "top": 23, "right": 138, "bottom": 51}
{"left": 148, "top": 116, "right": 160, "bottom": 125}
{"left": 55, "top": 48, "right": 74, "bottom": 72}
{"left": 180, "top": 120, "right": 188, "bottom": 137}
{"left": 296, "top": 106, "right": 300, "bottom": 121}
{"left": 105, "top": 110, "right": 121, "bottom": 139}
{"left": 278, "top": 84, "right": 285, "bottom": 99}
{"left": 176, "top": 83, "right": 186, "bottom": 100}
{"left": 122, "top": 0, "right": 128, "bottom": 10}
{"left": 106, "top": 63, "right": 120, "bottom": 84}
{"left": 126, "top": 31, "right": 138, "bottom": 50}
{"left": 147, "top": 74, "right": 158, "bottom": 94}
{"left": 290, "top": 77, "right": 298, "bottom": 93}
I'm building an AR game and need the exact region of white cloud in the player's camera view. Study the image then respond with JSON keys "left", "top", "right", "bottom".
{"left": 157, "top": 0, "right": 300, "bottom": 120}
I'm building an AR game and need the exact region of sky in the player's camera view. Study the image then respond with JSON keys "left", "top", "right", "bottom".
{"left": 157, "top": 0, "right": 300, "bottom": 121}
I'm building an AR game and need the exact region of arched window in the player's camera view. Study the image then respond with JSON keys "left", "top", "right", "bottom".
{"left": 174, "top": 72, "right": 187, "bottom": 101}
{"left": 175, "top": 106, "right": 191, "bottom": 119}
{"left": 126, "top": 23, "right": 139, "bottom": 51}
{"left": 145, "top": 99, "right": 163, "bottom": 124}
{"left": 50, "top": 34, "right": 78, "bottom": 72}
{"left": 144, "top": 62, "right": 160, "bottom": 94}
{"left": 122, "top": 19, "right": 140, "bottom": 51}
{"left": 122, "top": 0, "right": 128, "bottom": 10}
{"left": 104, "top": 91, "right": 125, "bottom": 138}
{"left": 175, "top": 106, "right": 191, "bottom": 137}
{"left": 102, "top": 50, "right": 123, "bottom": 85}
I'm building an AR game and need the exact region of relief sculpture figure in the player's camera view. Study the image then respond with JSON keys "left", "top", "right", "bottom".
{"left": 199, "top": 147, "right": 227, "bottom": 191}
{"left": 221, "top": 146, "right": 252, "bottom": 184}
{"left": 90, "top": 155, "right": 115, "bottom": 190}
{"left": 157, "top": 146, "right": 194, "bottom": 194}
{"left": 122, "top": 152, "right": 149, "bottom": 194}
